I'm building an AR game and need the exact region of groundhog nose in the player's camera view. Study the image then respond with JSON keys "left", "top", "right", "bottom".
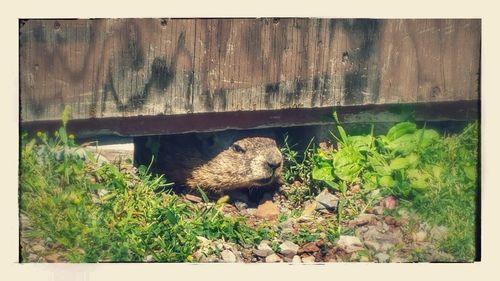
{"left": 267, "top": 156, "right": 282, "bottom": 171}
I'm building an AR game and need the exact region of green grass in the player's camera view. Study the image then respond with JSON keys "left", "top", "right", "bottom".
{"left": 308, "top": 116, "right": 479, "bottom": 261}
{"left": 20, "top": 107, "right": 479, "bottom": 262}
{"left": 20, "top": 117, "right": 275, "bottom": 262}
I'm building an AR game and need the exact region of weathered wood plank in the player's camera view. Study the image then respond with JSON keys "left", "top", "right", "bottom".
{"left": 20, "top": 18, "right": 481, "bottom": 124}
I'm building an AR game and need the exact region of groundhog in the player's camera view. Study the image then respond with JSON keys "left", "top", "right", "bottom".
{"left": 142, "top": 130, "right": 283, "bottom": 192}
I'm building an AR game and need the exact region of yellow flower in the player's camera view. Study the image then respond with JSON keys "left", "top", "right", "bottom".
{"left": 69, "top": 134, "right": 75, "bottom": 140}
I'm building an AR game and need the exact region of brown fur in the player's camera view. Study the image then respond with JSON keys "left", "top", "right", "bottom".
{"left": 157, "top": 132, "right": 283, "bottom": 192}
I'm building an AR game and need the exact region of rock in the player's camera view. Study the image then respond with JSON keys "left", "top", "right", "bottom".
{"left": 28, "top": 253, "right": 38, "bottom": 262}
{"left": 364, "top": 240, "right": 381, "bottom": 252}
{"left": 265, "top": 254, "right": 282, "bottom": 263}
{"left": 221, "top": 250, "right": 237, "bottom": 263}
{"left": 302, "top": 201, "right": 318, "bottom": 217}
{"left": 196, "top": 236, "right": 212, "bottom": 247}
{"left": 298, "top": 242, "right": 320, "bottom": 254}
{"left": 301, "top": 255, "right": 316, "bottom": 263}
{"left": 253, "top": 249, "right": 271, "bottom": 257}
{"left": 430, "top": 226, "right": 448, "bottom": 241}
{"left": 254, "top": 241, "right": 274, "bottom": 257}
{"left": 234, "top": 201, "right": 248, "bottom": 211}
{"left": 350, "top": 184, "right": 361, "bottom": 194}
{"left": 380, "top": 196, "right": 397, "bottom": 209}
{"left": 279, "top": 241, "right": 300, "bottom": 256}
{"left": 375, "top": 253, "right": 390, "bottom": 263}
{"left": 336, "top": 236, "right": 364, "bottom": 253}
{"left": 348, "top": 213, "right": 377, "bottom": 227}
{"left": 315, "top": 189, "right": 339, "bottom": 210}
{"left": 45, "top": 253, "right": 60, "bottom": 263}
{"left": 413, "top": 230, "right": 427, "bottom": 243}
{"left": 32, "top": 244, "right": 45, "bottom": 253}
{"left": 255, "top": 201, "right": 280, "bottom": 219}
{"left": 280, "top": 219, "right": 295, "bottom": 234}
{"left": 292, "top": 255, "right": 302, "bottom": 263}
{"left": 145, "top": 255, "right": 154, "bottom": 262}
{"left": 363, "top": 226, "right": 402, "bottom": 249}
{"left": 185, "top": 194, "right": 203, "bottom": 203}
{"left": 372, "top": 206, "right": 385, "bottom": 215}
{"left": 246, "top": 208, "right": 257, "bottom": 215}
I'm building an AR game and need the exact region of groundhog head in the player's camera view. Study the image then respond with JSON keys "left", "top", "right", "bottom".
{"left": 158, "top": 131, "right": 283, "bottom": 192}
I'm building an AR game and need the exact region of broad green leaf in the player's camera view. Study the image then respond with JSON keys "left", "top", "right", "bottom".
{"left": 312, "top": 166, "right": 334, "bottom": 182}
{"left": 386, "top": 122, "right": 416, "bottom": 141}
{"left": 348, "top": 135, "right": 373, "bottom": 151}
{"left": 379, "top": 175, "right": 396, "bottom": 188}
{"left": 390, "top": 157, "right": 410, "bottom": 170}
{"left": 416, "top": 129, "right": 441, "bottom": 148}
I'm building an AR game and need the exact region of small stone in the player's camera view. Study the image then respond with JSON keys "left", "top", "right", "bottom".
{"left": 302, "top": 201, "right": 318, "bottom": 217}
{"left": 145, "top": 255, "right": 154, "bottom": 262}
{"left": 185, "top": 194, "right": 203, "bottom": 203}
{"left": 350, "top": 184, "right": 361, "bottom": 194}
{"left": 234, "top": 201, "right": 248, "bottom": 211}
{"left": 315, "top": 189, "right": 339, "bottom": 210}
{"left": 280, "top": 219, "right": 295, "bottom": 234}
{"left": 375, "top": 253, "right": 390, "bottom": 263}
{"left": 255, "top": 201, "right": 280, "bottom": 219}
{"left": 279, "top": 241, "right": 300, "bottom": 256}
{"left": 380, "top": 196, "right": 397, "bottom": 209}
{"left": 221, "top": 250, "right": 237, "bottom": 263}
{"left": 28, "top": 253, "right": 38, "bottom": 261}
{"left": 364, "top": 240, "right": 381, "bottom": 252}
{"left": 372, "top": 206, "right": 385, "bottom": 215}
{"left": 348, "top": 213, "right": 377, "bottom": 227}
{"left": 98, "top": 189, "right": 109, "bottom": 197}
{"left": 413, "top": 231, "right": 427, "bottom": 243}
{"left": 430, "top": 226, "right": 448, "bottom": 241}
{"left": 45, "top": 253, "right": 60, "bottom": 263}
{"left": 301, "top": 255, "right": 316, "bottom": 263}
{"left": 298, "top": 242, "right": 320, "bottom": 254}
{"left": 336, "top": 236, "right": 364, "bottom": 253}
{"left": 265, "top": 253, "right": 282, "bottom": 263}
{"left": 253, "top": 249, "right": 272, "bottom": 257}
{"left": 196, "top": 236, "right": 211, "bottom": 247}
{"left": 32, "top": 244, "right": 45, "bottom": 253}
{"left": 246, "top": 208, "right": 257, "bottom": 215}
{"left": 292, "top": 255, "right": 302, "bottom": 263}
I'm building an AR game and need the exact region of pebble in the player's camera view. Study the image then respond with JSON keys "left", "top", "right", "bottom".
{"left": 32, "top": 244, "right": 45, "bottom": 253}
{"left": 280, "top": 219, "right": 295, "bottom": 234}
{"left": 279, "top": 241, "right": 300, "bottom": 256}
{"left": 246, "top": 208, "right": 257, "bottom": 215}
{"left": 265, "top": 254, "right": 282, "bottom": 263}
{"left": 255, "top": 201, "right": 280, "bottom": 219}
{"left": 380, "top": 196, "right": 397, "bottom": 209}
{"left": 302, "top": 201, "right": 317, "bottom": 217}
{"left": 301, "top": 255, "right": 316, "bottom": 263}
{"left": 45, "top": 253, "right": 60, "bottom": 263}
{"left": 348, "top": 213, "right": 377, "bottom": 227}
{"left": 234, "top": 201, "right": 248, "bottom": 211}
{"left": 315, "top": 189, "right": 339, "bottom": 210}
{"left": 145, "top": 255, "right": 154, "bottom": 262}
{"left": 221, "top": 250, "right": 237, "bottom": 263}
{"left": 413, "top": 230, "right": 427, "bottom": 243}
{"left": 292, "top": 255, "right": 302, "bottom": 263}
{"left": 375, "top": 253, "right": 390, "bottom": 263}
{"left": 430, "top": 226, "right": 448, "bottom": 241}
{"left": 298, "top": 241, "right": 320, "bottom": 254}
{"left": 336, "top": 236, "right": 364, "bottom": 253}
{"left": 364, "top": 240, "right": 381, "bottom": 252}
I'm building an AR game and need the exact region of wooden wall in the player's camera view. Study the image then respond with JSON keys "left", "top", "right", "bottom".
{"left": 20, "top": 18, "right": 480, "bottom": 123}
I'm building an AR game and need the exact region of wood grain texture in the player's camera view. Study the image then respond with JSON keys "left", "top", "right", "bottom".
{"left": 20, "top": 18, "right": 480, "bottom": 122}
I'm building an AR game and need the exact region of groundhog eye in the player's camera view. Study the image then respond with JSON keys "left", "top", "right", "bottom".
{"left": 232, "top": 144, "right": 246, "bottom": 153}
